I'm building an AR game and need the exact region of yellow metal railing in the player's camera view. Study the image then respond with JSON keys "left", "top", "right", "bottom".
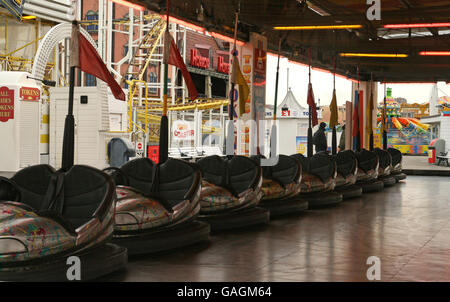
{"left": 127, "top": 79, "right": 149, "bottom": 133}
{"left": 4, "top": 34, "right": 46, "bottom": 57}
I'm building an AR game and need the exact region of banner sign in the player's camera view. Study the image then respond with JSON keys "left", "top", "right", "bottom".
{"left": 217, "top": 56, "right": 230, "bottom": 74}
{"left": 254, "top": 46, "right": 267, "bottom": 76}
{"left": 296, "top": 136, "right": 307, "bottom": 155}
{"left": 0, "top": 86, "right": 14, "bottom": 122}
{"left": 0, "top": 0, "right": 26, "bottom": 21}
{"left": 190, "top": 49, "right": 210, "bottom": 69}
{"left": 20, "top": 87, "right": 40, "bottom": 101}
{"left": 172, "top": 120, "right": 194, "bottom": 141}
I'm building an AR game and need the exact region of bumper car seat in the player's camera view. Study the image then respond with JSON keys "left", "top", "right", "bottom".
{"left": 387, "top": 148, "right": 407, "bottom": 182}
{"left": 333, "top": 150, "right": 363, "bottom": 199}
{"left": 252, "top": 155, "right": 308, "bottom": 217}
{"left": 197, "top": 155, "right": 269, "bottom": 232}
{"left": 355, "top": 149, "right": 384, "bottom": 193}
{"left": 291, "top": 153, "right": 343, "bottom": 208}
{"left": 374, "top": 148, "right": 396, "bottom": 187}
{"left": 105, "top": 158, "right": 210, "bottom": 255}
{"left": 0, "top": 165, "right": 127, "bottom": 281}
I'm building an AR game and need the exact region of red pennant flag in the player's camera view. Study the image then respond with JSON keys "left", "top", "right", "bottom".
{"left": 164, "top": 32, "right": 198, "bottom": 101}
{"left": 307, "top": 83, "right": 318, "bottom": 126}
{"left": 70, "top": 23, "right": 125, "bottom": 101}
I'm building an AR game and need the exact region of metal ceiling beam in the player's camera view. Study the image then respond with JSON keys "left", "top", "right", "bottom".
{"left": 267, "top": 4, "right": 450, "bottom": 26}
{"left": 133, "top": 0, "right": 450, "bottom": 81}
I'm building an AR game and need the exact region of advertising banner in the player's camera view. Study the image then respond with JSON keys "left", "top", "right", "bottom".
{"left": 20, "top": 87, "right": 40, "bottom": 101}
{"left": 296, "top": 136, "right": 307, "bottom": 155}
{"left": 172, "top": 120, "right": 195, "bottom": 141}
{"left": 239, "top": 45, "right": 253, "bottom": 119}
{"left": 251, "top": 33, "right": 267, "bottom": 126}
{"left": 0, "top": 86, "right": 14, "bottom": 122}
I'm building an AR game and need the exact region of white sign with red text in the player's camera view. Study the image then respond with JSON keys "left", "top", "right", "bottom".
{"left": 172, "top": 120, "right": 195, "bottom": 141}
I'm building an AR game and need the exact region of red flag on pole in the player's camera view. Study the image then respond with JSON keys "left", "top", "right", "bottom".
{"left": 70, "top": 23, "right": 125, "bottom": 101}
{"left": 164, "top": 31, "right": 198, "bottom": 101}
{"left": 307, "top": 83, "right": 318, "bottom": 126}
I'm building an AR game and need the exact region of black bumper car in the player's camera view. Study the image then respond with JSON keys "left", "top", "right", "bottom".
{"left": 0, "top": 165, "right": 127, "bottom": 281}
{"left": 291, "top": 153, "right": 343, "bottom": 208}
{"left": 354, "top": 149, "right": 384, "bottom": 193}
{"left": 374, "top": 148, "right": 396, "bottom": 187}
{"left": 387, "top": 148, "right": 407, "bottom": 182}
{"left": 196, "top": 155, "right": 269, "bottom": 232}
{"left": 252, "top": 155, "right": 308, "bottom": 217}
{"left": 105, "top": 158, "right": 210, "bottom": 255}
{"left": 332, "top": 150, "right": 363, "bottom": 200}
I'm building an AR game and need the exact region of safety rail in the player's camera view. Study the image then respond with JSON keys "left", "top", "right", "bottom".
{"left": 127, "top": 79, "right": 149, "bottom": 134}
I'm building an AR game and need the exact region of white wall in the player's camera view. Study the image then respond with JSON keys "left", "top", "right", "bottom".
{"left": 50, "top": 86, "right": 109, "bottom": 169}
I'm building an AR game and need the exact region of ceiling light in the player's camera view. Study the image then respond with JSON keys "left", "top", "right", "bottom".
{"left": 22, "top": 15, "right": 36, "bottom": 20}
{"left": 273, "top": 25, "right": 363, "bottom": 30}
{"left": 339, "top": 53, "right": 408, "bottom": 58}
{"left": 384, "top": 23, "right": 450, "bottom": 29}
{"left": 419, "top": 51, "right": 450, "bottom": 56}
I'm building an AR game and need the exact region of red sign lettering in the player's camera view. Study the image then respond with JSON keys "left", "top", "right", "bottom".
{"left": 254, "top": 48, "right": 267, "bottom": 75}
{"left": 190, "top": 49, "right": 210, "bottom": 69}
{"left": 217, "top": 56, "right": 230, "bottom": 74}
{"left": 281, "top": 109, "right": 290, "bottom": 117}
{"left": 20, "top": 87, "right": 40, "bottom": 101}
{"left": 0, "top": 86, "right": 14, "bottom": 122}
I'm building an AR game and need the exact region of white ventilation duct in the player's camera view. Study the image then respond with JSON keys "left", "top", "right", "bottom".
{"left": 23, "top": 0, "right": 75, "bottom": 23}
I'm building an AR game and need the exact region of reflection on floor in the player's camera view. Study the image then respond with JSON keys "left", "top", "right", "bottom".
{"left": 100, "top": 176, "right": 450, "bottom": 282}
{"left": 403, "top": 155, "right": 450, "bottom": 171}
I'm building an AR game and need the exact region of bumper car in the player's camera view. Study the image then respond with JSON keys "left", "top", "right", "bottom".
{"left": 387, "top": 148, "right": 407, "bottom": 182}
{"left": 354, "top": 149, "right": 384, "bottom": 193}
{"left": 0, "top": 165, "right": 127, "bottom": 281}
{"left": 374, "top": 148, "right": 396, "bottom": 187}
{"left": 105, "top": 158, "right": 210, "bottom": 255}
{"left": 252, "top": 155, "right": 308, "bottom": 217}
{"left": 291, "top": 153, "right": 343, "bottom": 208}
{"left": 332, "top": 150, "right": 363, "bottom": 200}
{"left": 196, "top": 155, "right": 269, "bottom": 232}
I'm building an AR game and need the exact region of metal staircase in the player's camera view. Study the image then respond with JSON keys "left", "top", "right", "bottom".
{"left": 123, "top": 16, "right": 166, "bottom": 83}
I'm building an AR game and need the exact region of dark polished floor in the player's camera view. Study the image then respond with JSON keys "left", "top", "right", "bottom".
{"left": 100, "top": 176, "right": 450, "bottom": 282}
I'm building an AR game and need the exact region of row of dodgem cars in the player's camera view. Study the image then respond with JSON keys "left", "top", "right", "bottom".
{"left": 0, "top": 148, "right": 406, "bottom": 281}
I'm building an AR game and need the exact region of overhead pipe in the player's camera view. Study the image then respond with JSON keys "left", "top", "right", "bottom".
{"left": 23, "top": 2, "right": 74, "bottom": 22}
{"left": 25, "top": 0, "right": 73, "bottom": 15}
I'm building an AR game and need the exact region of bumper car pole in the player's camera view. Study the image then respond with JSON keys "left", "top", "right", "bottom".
{"left": 330, "top": 57, "right": 337, "bottom": 155}
{"left": 382, "top": 82, "right": 388, "bottom": 150}
{"left": 61, "top": 65, "right": 76, "bottom": 170}
{"left": 368, "top": 75, "right": 375, "bottom": 152}
{"left": 159, "top": 0, "right": 171, "bottom": 164}
{"left": 201, "top": 7, "right": 269, "bottom": 231}
{"left": 307, "top": 48, "right": 314, "bottom": 158}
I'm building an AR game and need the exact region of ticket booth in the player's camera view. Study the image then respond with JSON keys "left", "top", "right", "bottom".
{"left": 0, "top": 72, "right": 41, "bottom": 173}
